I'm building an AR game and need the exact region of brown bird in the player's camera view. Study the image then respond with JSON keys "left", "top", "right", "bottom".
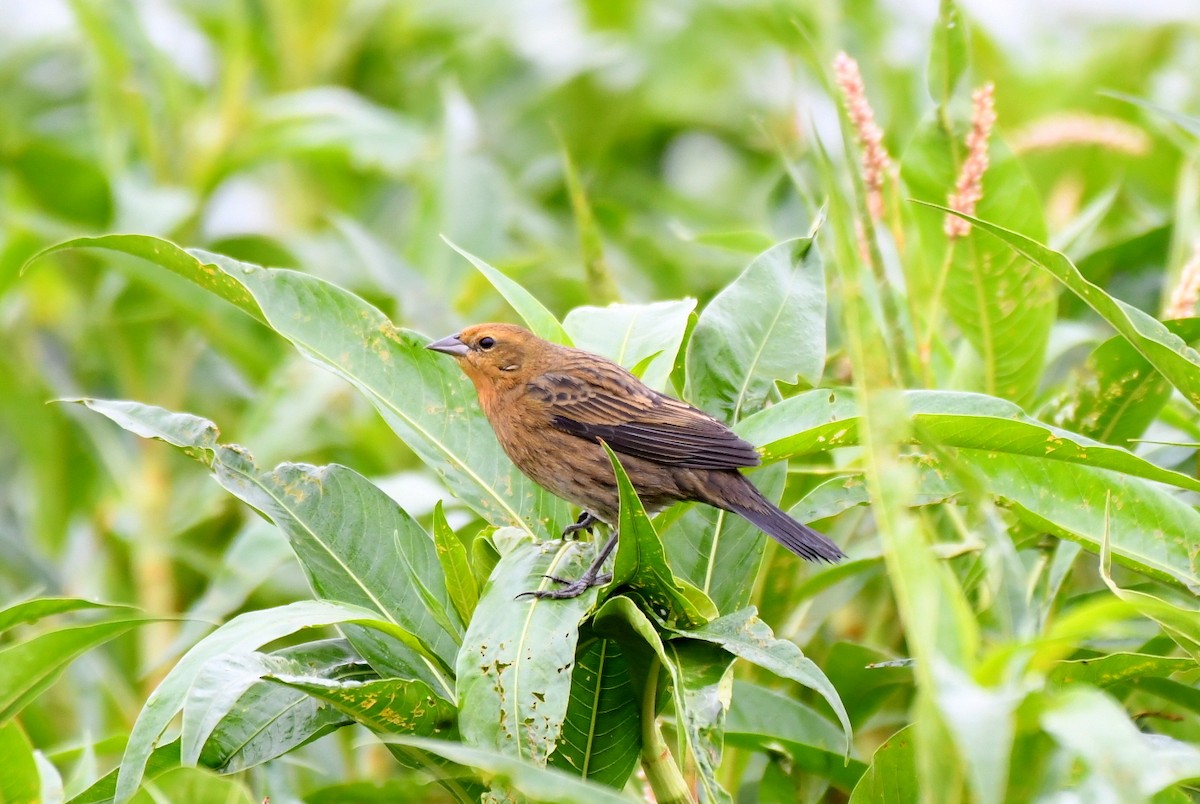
{"left": 427, "top": 323, "right": 843, "bottom": 599}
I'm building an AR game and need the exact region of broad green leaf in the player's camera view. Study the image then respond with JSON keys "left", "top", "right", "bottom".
{"left": 662, "top": 462, "right": 784, "bottom": 615}
{"left": 932, "top": 661, "right": 1022, "bottom": 804}
{"left": 0, "top": 720, "right": 39, "bottom": 804}
{"left": 604, "top": 442, "right": 716, "bottom": 627}
{"left": 0, "top": 597, "right": 137, "bottom": 634}
{"left": 1048, "top": 652, "right": 1196, "bottom": 687}
{"left": 444, "top": 238, "right": 572, "bottom": 345}
{"left": 666, "top": 640, "right": 736, "bottom": 798}
{"left": 849, "top": 725, "right": 919, "bottom": 804}
{"left": 456, "top": 532, "right": 595, "bottom": 766}
{"left": 69, "top": 742, "right": 182, "bottom": 804}
{"left": 928, "top": 208, "right": 1200, "bottom": 411}
{"left": 33, "top": 235, "right": 570, "bottom": 536}
{"left": 592, "top": 596, "right": 731, "bottom": 804}
{"left": 381, "top": 736, "right": 635, "bottom": 804}
{"left": 432, "top": 501, "right": 479, "bottom": 627}
{"left": 1101, "top": 525, "right": 1200, "bottom": 659}
{"left": 793, "top": 452, "right": 1200, "bottom": 589}
{"left": 927, "top": 0, "right": 968, "bottom": 106}
{"left": 1041, "top": 687, "right": 1200, "bottom": 799}
{"left": 182, "top": 642, "right": 382, "bottom": 768}
{"left": 725, "top": 681, "right": 866, "bottom": 791}
{"left": 1044, "top": 318, "right": 1200, "bottom": 446}
{"left": 71, "top": 398, "right": 458, "bottom": 689}
{"left": 564, "top": 300, "right": 695, "bottom": 392}
{"left": 199, "top": 640, "right": 362, "bottom": 774}
{"left": 903, "top": 116, "right": 1054, "bottom": 403}
{"left": 114, "top": 600, "right": 432, "bottom": 804}
{"left": 0, "top": 616, "right": 146, "bottom": 723}
{"left": 737, "top": 389, "right": 1200, "bottom": 495}
{"left": 548, "top": 636, "right": 641, "bottom": 789}
{"left": 667, "top": 607, "right": 851, "bottom": 754}
{"left": 269, "top": 674, "right": 455, "bottom": 736}
{"left": 686, "top": 238, "right": 826, "bottom": 422}
{"left": 128, "top": 767, "right": 256, "bottom": 804}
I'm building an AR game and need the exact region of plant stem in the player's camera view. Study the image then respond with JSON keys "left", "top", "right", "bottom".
{"left": 639, "top": 657, "right": 693, "bottom": 804}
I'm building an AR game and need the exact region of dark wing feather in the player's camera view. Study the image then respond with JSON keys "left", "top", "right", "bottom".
{"left": 527, "top": 362, "right": 760, "bottom": 470}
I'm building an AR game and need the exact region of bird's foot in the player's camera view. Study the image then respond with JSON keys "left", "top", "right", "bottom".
{"left": 522, "top": 572, "right": 613, "bottom": 600}
{"left": 560, "top": 511, "right": 599, "bottom": 541}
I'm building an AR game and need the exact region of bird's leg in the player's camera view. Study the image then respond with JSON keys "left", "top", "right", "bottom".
{"left": 520, "top": 531, "right": 619, "bottom": 600}
{"left": 560, "top": 511, "right": 598, "bottom": 541}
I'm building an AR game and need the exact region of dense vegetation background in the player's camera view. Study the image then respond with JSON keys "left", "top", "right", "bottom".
{"left": 2, "top": 1, "right": 1199, "bottom": 802}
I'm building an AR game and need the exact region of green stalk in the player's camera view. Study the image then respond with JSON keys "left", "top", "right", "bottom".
{"left": 639, "top": 657, "right": 693, "bottom": 804}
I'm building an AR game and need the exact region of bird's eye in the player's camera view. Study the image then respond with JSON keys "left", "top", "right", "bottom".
{"left": 478, "top": 336, "right": 496, "bottom": 350}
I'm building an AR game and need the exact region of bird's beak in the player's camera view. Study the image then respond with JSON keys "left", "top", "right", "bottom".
{"left": 426, "top": 333, "right": 470, "bottom": 357}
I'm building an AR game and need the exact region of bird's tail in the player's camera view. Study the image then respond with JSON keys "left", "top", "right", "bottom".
{"left": 711, "top": 474, "right": 844, "bottom": 563}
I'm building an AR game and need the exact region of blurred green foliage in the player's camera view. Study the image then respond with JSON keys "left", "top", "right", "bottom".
{"left": 2, "top": 0, "right": 1200, "bottom": 801}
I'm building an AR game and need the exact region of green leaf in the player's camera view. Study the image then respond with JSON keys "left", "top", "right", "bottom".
{"left": 548, "top": 636, "right": 641, "bottom": 789}
{"left": 1048, "top": 652, "right": 1196, "bottom": 687}
{"left": 71, "top": 398, "right": 458, "bottom": 690}
{"left": 0, "top": 596, "right": 138, "bottom": 635}
{"left": 33, "top": 235, "right": 570, "bottom": 537}
{"left": 381, "top": 736, "right": 636, "bottom": 803}
{"left": 666, "top": 640, "right": 736, "bottom": 799}
{"left": 686, "top": 237, "right": 826, "bottom": 422}
{"left": 128, "top": 767, "right": 256, "bottom": 804}
{"left": 604, "top": 441, "right": 716, "bottom": 628}
{"left": 592, "top": 596, "right": 732, "bottom": 804}
{"left": 114, "top": 600, "right": 432, "bottom": 804}
{"left": 666, "top": 607, "right": 851, "bottom": 754}
{"left": 455, "top": 532, "right": 596, "bottom": 766}
{"left": 199, "top": 640, "right": 361, "bottom": 773}
{"left": 1041, "top": 687, "right": 1200, "bottom": 799}
{"left": 793, "top": 452, "right": 1200, "bottom": 589}
{"left": 432, "top": 501, "right": 479, "bottom": 627}
{"left": 737, "top": 389, "right": 1200, "bottom": 495}
{"left": 1044, "top": 318, "right": 1200, "bottom": 447}
{"left": 903, "top": 116, "right": 1054, "bottom": 403}
{"left": 725, "top": 681, "right": 866, "bottom": 791}
{"left": 932, "top": 661, "right": 1022, "bottom": 804}
{"left": 0, "top": 616, "right": 146, "bottom": 724}
{"left": 563, "top": 300, "right": 696, "bottom": 392}
{"left": 444, "top": 238, "right": 572, "bottom": 345}
{"left": 182, "top": 641, "right": 385, "bottom": 769}
{"left": 270, "top": 674, "right": 456, "bottom": 736}
{"left": 1101, "top": 525, "right": 1200, "bottom": 660}
{"left": 0, "top": 720, "right": 40, "bottom": 804}
{"left": 925, "top": 207, "right": 1200, "bottom": 411}
{"left": 927, "top": 0, "right": 968, "bottom": 106}
{"left": 849, "top": 725, "right": 919, "bottom": 804}
{"left": 69, "top": 742, "right": 183, "bottom": 804}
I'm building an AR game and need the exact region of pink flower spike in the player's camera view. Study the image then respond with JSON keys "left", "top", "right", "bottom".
{"left": 945, "top": 82, "right": 996, "bottom": 239}
{"left": 834, "top": 52, "right": 892, "bottom": 220}
{"left": 1165, "top": 242, "right": 1200, "bottom": 320}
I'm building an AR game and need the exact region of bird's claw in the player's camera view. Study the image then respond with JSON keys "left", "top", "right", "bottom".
{"left": 517, "top": 571, "right": 613, "bottom": 600}
{"left": 560, "top": 511, "right": 599, "bottom": 541}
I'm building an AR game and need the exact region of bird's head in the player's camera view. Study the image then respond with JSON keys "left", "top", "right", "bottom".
{"left": 425, "top": 323, "right": 544, "bottom": 389}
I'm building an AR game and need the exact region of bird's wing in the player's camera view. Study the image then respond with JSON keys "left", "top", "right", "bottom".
{"left": 526, "top": 367, "right": 761, "bottom": 470}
